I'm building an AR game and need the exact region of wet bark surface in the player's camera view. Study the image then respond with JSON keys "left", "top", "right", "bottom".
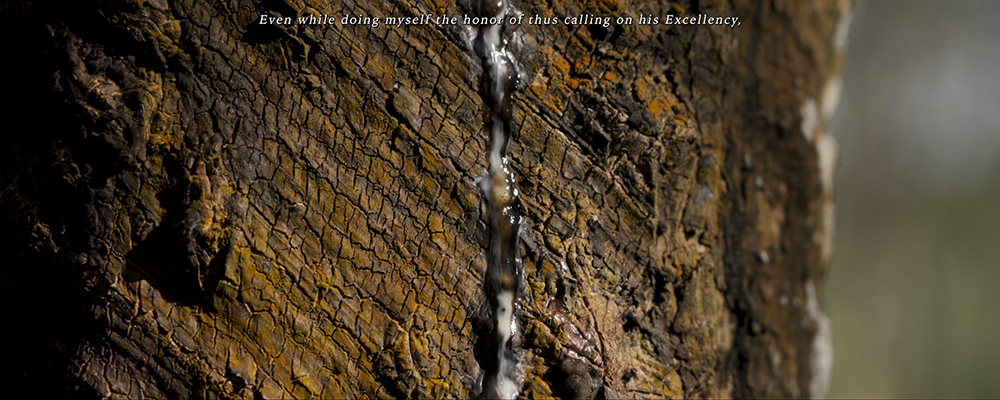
{"left": 0, "top": 0, "right": 846, "bottom": 398}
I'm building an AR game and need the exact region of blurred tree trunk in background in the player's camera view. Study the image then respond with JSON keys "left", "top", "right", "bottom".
{"left": 0, "top": 0, "right": 847, "bottom": 398}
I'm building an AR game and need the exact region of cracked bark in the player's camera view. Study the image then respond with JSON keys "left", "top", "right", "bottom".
{"left": 0, "top": 0, "right": 846, "bottom": 398}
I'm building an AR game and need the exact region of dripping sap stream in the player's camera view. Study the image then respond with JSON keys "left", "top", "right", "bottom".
{"left": 472, "top": 0, "right": 524, "bottom": 398}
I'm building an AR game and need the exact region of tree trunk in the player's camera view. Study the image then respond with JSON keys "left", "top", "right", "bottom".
{"left": 0, "top": 0, "right": 847, "bottom": 398}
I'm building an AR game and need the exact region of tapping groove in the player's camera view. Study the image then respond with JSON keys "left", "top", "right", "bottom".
{"left": 471, "top": 0, "right": 524, "bottom": 398}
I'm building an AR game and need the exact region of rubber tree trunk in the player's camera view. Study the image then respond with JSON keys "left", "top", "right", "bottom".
{"left": 0, "top": 0, "right": 848, "bottom": 398}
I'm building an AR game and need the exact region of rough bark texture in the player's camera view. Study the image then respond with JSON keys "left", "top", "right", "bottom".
{"left": 0, "top": 0, "right": 847, "bottom": 398}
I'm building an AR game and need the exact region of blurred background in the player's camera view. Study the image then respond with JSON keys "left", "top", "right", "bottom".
{"left": 827, "top": 0, "right": 1000, "bottom": 397}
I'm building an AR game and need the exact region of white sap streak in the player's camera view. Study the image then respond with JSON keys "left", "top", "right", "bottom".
{"left": 490, "top": 125, "right": 504, "bottom": 170}
{"left": 806, "top": 282, "right": 833, "bottom": 398}
{"left": 800, "top": 97, "right": 819, "bottom": 142}
{"left": 496, "top": 291, "right": 515, "bottom": 341}
{"left": 475, "top": 0, "right": 523, "bottom": 398}
{"left": 832, "top": 4, "right": 852, "bottom": 53}
{"left": 494, "top": 289, "right": 517, "bottom": 398}
{"left": 821, "top": 77, "right": 843, "bottom": 124}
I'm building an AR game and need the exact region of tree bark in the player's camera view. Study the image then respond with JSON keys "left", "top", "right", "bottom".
{"left": 0, "top": 0, "right": 847, "bottom": 398}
